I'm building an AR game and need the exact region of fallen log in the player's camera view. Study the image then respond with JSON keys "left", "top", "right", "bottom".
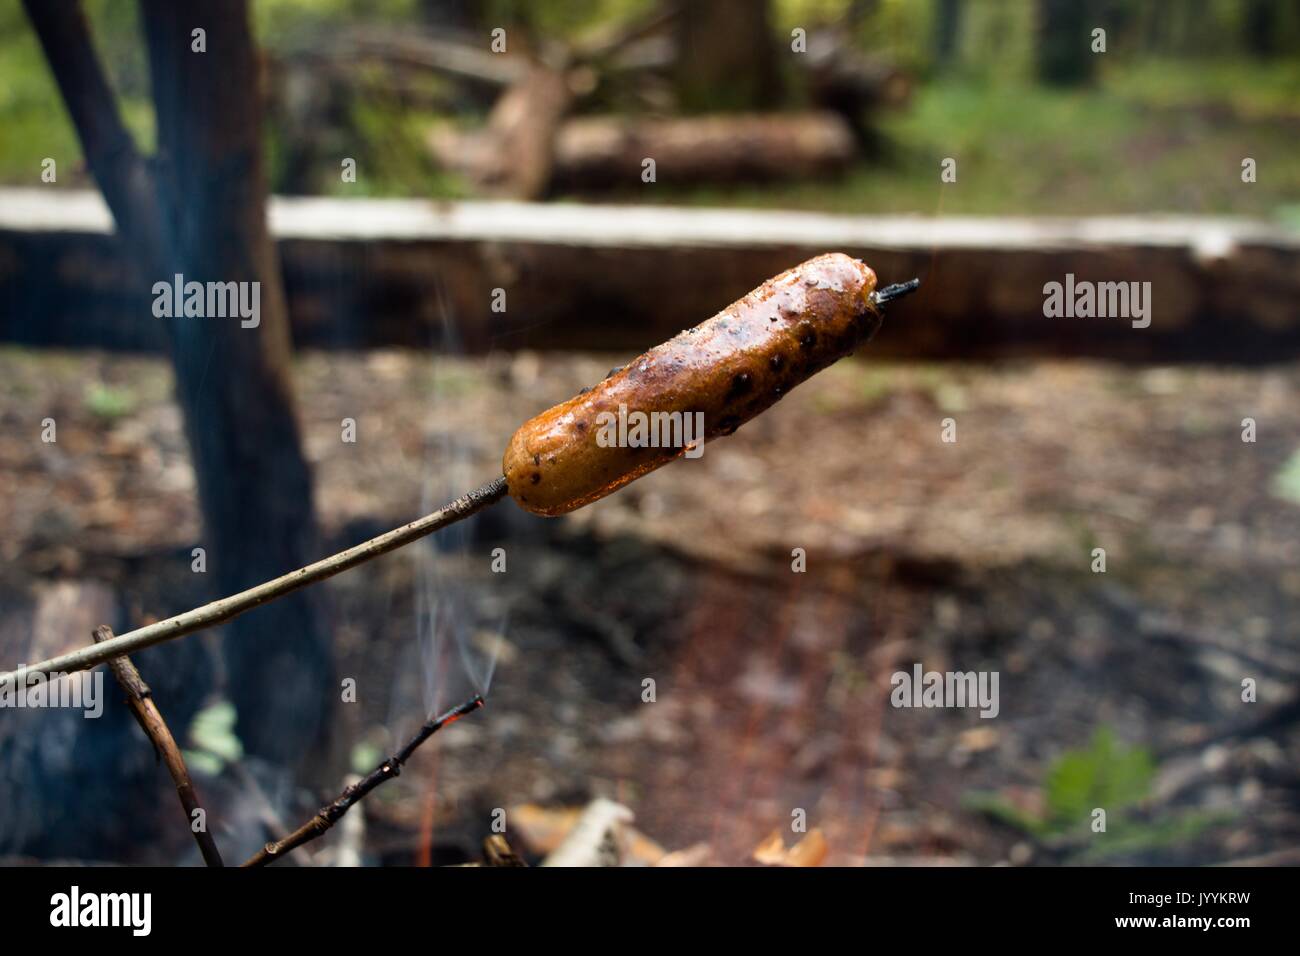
{"left": 432, "top": 111, "right": 858, "bottom": 194}
{"left": 551, "top": 111, "right": 857, "bottom": 190}
{"left": 429, "top": 63, "right": 574, "bottom": 199}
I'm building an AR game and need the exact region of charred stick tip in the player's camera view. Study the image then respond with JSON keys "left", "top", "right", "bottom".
{"left": 444, "top": 694, "right": 486, "bottom": 724}
{"left": 871, "top": 278, "right": 921, "bottom": 307}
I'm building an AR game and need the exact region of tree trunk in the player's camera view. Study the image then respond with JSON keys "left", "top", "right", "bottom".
{"left": 1241, "top": 0, "right": 1296, "bottom": 57}
{"left": 672, "top": 0, "right": 782, "bottom": 112}
{"left": 138, "top": 0, "right": 333, "bottom": 772}
{"left": 1036, "top": 0, "right": 1097, "bottom": 86}
{"left": 418, "top": 0, "right": 481, "bottom": 32}
{"left": 933, "top": 0, "right": 963, "bottom": 64}
{"left": 24, "top": 0, "right": 334, "bottom": 776}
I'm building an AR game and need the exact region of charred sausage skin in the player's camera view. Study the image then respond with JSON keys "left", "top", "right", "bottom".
{"left": 504, "top": 252, "right": 881, "bottom": 516}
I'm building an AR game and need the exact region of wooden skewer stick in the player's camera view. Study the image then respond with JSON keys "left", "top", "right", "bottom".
{"left": 0, "top": 276, "right": 922, "bottom": 690}
{"left": 0, "top": 477, "right": 509, "bottom": 687}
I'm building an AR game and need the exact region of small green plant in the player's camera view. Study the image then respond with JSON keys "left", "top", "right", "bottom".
{"left": 1043, "top": 726, "right": 1154, "bottom": 832}
{"left": 83, "top": 383, "right": 137, "bottom": 420}
{"left": 350, "top": 741, "right": 383, "bottom": 776}
{"left": 184, "top": 699, "right": 244, "bottom": 776}
{"left": 1271, "top": 447, "right": 1300, "bottom": 506}
{"left": 965, "top": 726, "right": 1222, "bottom": 861}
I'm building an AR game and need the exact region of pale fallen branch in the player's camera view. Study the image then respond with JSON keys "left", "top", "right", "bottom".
{"left": 541, "top": 798, "right": 634, "bottom": 867}
{"left": 483, "top": 834, "right": 527, "bottom": 867}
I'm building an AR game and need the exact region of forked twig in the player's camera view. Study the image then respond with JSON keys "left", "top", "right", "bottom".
{"left": 242, "top": 695, "right": 485, "bottom": 867}
{"left": 91, "top": 624, "right": 224, "bottom": 866}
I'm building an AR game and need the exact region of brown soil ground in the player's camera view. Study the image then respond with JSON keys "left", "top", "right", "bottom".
{"left": 1, "top": 347, "right": 1297, "bottom": 866}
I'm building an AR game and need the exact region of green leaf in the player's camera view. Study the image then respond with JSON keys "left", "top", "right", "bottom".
{"left": 187, "top": 699, "right": 244, "bottom": 765}
{"left": 351, "top": 741, "right": 383, "bottom": 775}
{"left": 1272, "top": 448, "right": 1300, "bottom": 505}
{"left": 1044, "top": 727, "right": 1154, "bottom": 832}
{"left": 83, "top": 383, "right": 136, "bottom": 420}
{"left": 961, "top": 790, "right": 1049, "bottom": 837}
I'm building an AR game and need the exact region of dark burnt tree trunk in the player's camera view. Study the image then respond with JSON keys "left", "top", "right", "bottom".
{"left": 418, "top": 0, "right": 481, "bottom": 32}
{"left": 1241, "top": 0, "right": 1300, "bottom": 57}
{"left": 1036, "top": 0, "right": 1098, "bottom": 86}
{"left": 933, "top": 0, "right": 963, "bottom": 64}
{"left": 671, "top": 0, "right": 783, "bottom": 112}
{"left": 24, "top": 0, "right": 333, "bottom": 775}
{"left": 139, "top": 1, "right": 332, "bottom": 772}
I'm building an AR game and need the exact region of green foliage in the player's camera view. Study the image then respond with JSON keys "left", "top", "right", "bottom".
{"left": 185, "top": 698, "right": 245, "bottom": 774}
{"left": 963, "top": 791, "right": 1044, "bottom": 835}
{"left": 477, "top": 0, "right": 654, "bottom": 40}
{"left": 632, "top": 59, "right": 1300, "bottom": 217}
{"left": 1042, "top": 726, "right": 1155, "bottom": 832}
{"left": 83, "top": 382, "right": 137, "bottom": 420}
{"left": 1271, "top": 447, "right": 1300, "bottom": 506}
{"left": 1114, "top": 56, "right": 1300, "bottom": 119}
{"left": 1077, "top": 809, "right": 1228, "bottom": 863}
{"left": 254, "top": 0, "right": 422, "bottom": 43}
{"left": 964, "top": 726, "right": 1224, "bottom": 861}
{"left": 0, "top": 4, "right": 82, "bottom": 184}
{"left": 350, "top": 741, "right": 383, "bottom": 775}
{"left": 0, "top": 0, "right": 151, "bottom": 184}
{"left": 334, "top": 79, "right": 469, "bottom": 198}
{"left": 965, "top": 727, "right": 1153, "bottom": 840}
{"left": 3, "top": 0, "right": 1298, "bottom": 213}
{"left": 956, "top": 0, "right": 1036, "bottom": 84}
{"left": 1277, "top": 205, "right": 1300, "bottom": 230}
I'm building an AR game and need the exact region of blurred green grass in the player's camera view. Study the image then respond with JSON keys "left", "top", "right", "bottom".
{"left": 0, "top": 0, "right": 153, "bottom": 189}
{"left": 627, "top": 64, "right": 1300, "bottom": 217}
{"left": 1, "top": 1, "right": 1296, "bottom": 219}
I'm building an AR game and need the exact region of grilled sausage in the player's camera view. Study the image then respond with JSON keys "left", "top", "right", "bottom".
{"left": 504, "top": 252, "right": 882, "bottom": 516}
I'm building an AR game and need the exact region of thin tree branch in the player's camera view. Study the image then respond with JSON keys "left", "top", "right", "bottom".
{"left": 1, "top": 477, "right": 508, "bottom": 687}
{"left": 21, "top": 0, "right": 162, "bottom": 259}
{"left": 91, "top": 624, "right": 224, "bottom": 866}
{"left": 242, "top": 695, "right": 485, "bottom": 867}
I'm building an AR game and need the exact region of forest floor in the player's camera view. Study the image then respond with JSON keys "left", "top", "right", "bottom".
{"left": 2, "top": 347, "right": 1298, "bottom": 865}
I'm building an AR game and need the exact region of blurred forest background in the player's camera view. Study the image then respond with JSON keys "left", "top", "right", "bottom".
{"left": 2, "top": 0, "right": 1298, "bottom": 218}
